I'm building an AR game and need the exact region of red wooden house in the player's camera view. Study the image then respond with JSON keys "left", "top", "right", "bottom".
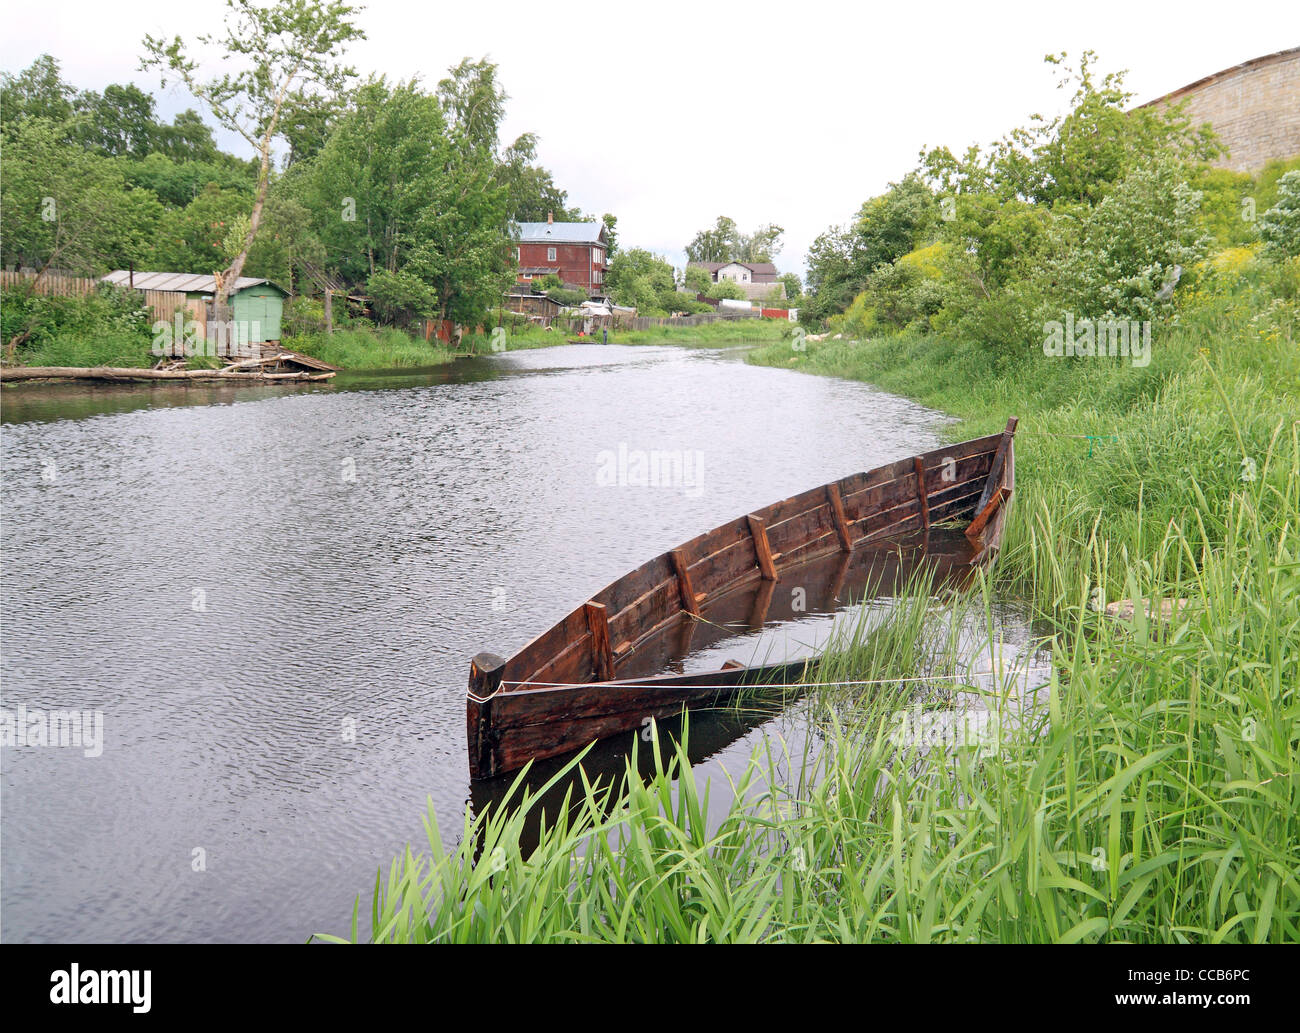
{"left": 513, "top": 213, "right": 609, "bottom": 295}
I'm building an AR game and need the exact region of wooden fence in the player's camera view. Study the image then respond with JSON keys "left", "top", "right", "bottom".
{"left": 625, "top": 311, "right": 761, "bottom": 331}
{"left": 0, "top": 269, "right": 98, "bottom": 297}
{"left": 2, "top": 270, "right": 194, "bottom": 351}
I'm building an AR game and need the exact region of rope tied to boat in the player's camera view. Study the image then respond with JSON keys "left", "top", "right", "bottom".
{"left": 482, "top": 667, "right": 1053, "bottom": 695}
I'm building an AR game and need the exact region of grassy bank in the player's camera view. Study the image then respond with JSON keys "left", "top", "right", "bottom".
{"left": 328, "top": 253, "right": 1298, "bottom": 943}
{"left": 333, "top": 447, "right": 1296, "bottom": 942}
{"left": 748, "top": 258, "right": 1299, "bottom": 609}
{"left": 462, "top": 319, "right": 793, "bottom": 351}
{"left": 284, "top": 328, "right": 455, "bottom": 369}
{"left": 610, "top": 320, "right": 792, "bottom": 347}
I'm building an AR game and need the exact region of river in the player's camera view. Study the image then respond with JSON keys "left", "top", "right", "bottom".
{"left": 0, "top": 343, "right": 1042, "bottom": 942}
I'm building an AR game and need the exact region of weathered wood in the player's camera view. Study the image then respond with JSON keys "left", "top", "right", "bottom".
{"left": 767, "top": 506, "right": 835, "bottom": 559}
{"left": 748, "top": 575, "right": 776, "bottom": 629}
{"left": 914, "top": 456, "right": 930, "bottom": 530}
{"left": 753, "top": 483, "right": 831, "bottom": 528}
{"left": 585, "top": 602, "right": 616, "bottom": 682}
{"left": 748, "top": 514, "right": 778, "bottom": 580}
{"left": 972, "top": 417, "right": 1019, "bottom": 518}
{"left": 826, "top": 483, "right": 854, "bottom": 551}
{"left": 0, "top": 365, "right": 335, "bottom": 383}
{"left": 671, "top": 548, "right": 700, "bottom": 615}
{"left": 467, "top": 652, "right": 507, "bottom": 780}
{"left": 469, "top": 424, "right": 1020, "bottom": 779}
{"left": 608, "top": 580, "right": 679, "bottom": 654}
{"left": 965, "top": 486, "right": 1011, "bottom": 542}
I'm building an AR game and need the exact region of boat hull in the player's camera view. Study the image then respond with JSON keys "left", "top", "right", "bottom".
{"left": 467, "top": 418, "right": 1017, "bottom": 779}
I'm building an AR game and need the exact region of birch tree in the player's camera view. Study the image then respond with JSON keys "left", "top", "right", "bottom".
{"left": 141, "top": 0, "right": 364, "bottom": 310}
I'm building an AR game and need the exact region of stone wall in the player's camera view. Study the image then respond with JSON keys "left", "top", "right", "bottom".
{"left": 1138, "top": 47, "right": 1300, "bottom": 173}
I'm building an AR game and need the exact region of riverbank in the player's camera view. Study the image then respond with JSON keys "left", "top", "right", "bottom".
{"left": 338, "top": 257, "right": 1298, "bottom": 943}
{"left": 2, "top": 320, "right": 793, "bottom": 381}
{"left": 746, "top": 259, "right": 1299, "bottom": 607}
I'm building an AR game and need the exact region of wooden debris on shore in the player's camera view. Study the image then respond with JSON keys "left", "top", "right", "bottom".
{"left": 1, "top": 349, "right": 339, "bottom": 384}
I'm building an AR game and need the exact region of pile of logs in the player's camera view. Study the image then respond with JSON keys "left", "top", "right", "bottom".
{"left": 1, "top": 350, "right": 340, "bottom": 384}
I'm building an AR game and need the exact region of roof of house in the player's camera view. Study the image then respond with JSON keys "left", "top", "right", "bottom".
{"left": 101, "top": 270, "right": 287, "bottom": 294}
{"left": 687, "top": 260, "right": 780, "bottom": 282}
{"left": 514, "top": 221, "right": 606, "bottom": 244}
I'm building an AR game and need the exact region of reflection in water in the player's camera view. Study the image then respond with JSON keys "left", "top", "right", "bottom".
{"left": 0, "top": 344, "right": 1036, "bottom": 942}
{"left": 469, "top": 527, "right": 1051, "bottom": 857}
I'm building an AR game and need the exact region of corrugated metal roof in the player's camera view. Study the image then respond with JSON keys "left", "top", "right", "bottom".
{"left": 514, "top": 221, "right": 605, "bottom": 244}
{"left": 101, "top": 270, "right": 286, "bottom": 294}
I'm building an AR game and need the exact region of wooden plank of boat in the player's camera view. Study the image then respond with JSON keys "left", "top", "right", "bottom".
{"left": 467, "top": 419, "right": 1019, "bottom": 780}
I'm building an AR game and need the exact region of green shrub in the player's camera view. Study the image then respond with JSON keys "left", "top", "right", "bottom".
{"left": 1259, "top": 170, "right": 1300, "bottom": 261}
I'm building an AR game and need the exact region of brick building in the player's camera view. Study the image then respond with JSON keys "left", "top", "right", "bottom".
{"left": 513, "top": 215, "right": 609, "bottom": 294}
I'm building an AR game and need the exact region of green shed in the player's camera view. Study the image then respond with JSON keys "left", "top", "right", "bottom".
{"left": 102, "top": 270, "right": 289, "bottom": 346}
{"left": 228, "top": 281, "right": 286, "bottom": 344}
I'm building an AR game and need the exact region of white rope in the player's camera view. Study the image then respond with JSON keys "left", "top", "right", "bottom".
{"left": 467, "top": 665, "right": 1054, "bottom": 700}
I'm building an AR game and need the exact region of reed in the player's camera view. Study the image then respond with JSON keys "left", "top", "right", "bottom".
{"left": 325, "top": 437, "right": 1297, "bottom": 941}
{"left": 286, "top": 328, "right": 454, "bottom": 369}
{"left": 330, "top": 272, "right": 1298, "bottom": 943}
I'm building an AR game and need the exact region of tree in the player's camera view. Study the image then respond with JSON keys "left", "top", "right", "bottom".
{"left": 72, "top": 83, "right": 158, "bottom": 156}
{"left": 149, "top": 183, "right": 258, "bottom": 274}
{"left": 279, "top": 87, "right": 350, "bottom": 168}
{"left": 1064, "top": 159, "right": 1208, "bottom": 320}
{"left": 919, "top": 51, "right": 1221, "bottom": 208}
{"left": 154, "top": 109, "right": 221, "bottom": 161}
{"left": 431, "top": 59, "right": 515, "bottom": 330}
{"left": 735, "top": 222, "right": 783, "bottom": 262}
{"left": 0, "top": 54, "right": 74, "bottom": 128}
{"left": 779, "top": 271, "right": 802, "bottom": 300}
{"left": 498, "top": 132, "right": 581, "bottom": 221}
{"left": 1259, "top": 171, "right": 1300, "bottom": 261}
{"left": 1, "top": 118, "right": 160, "bottom": 353}
{"left": 604, "top": 248, "right": 676, "bottom": 310}
{"left": 707, "top": 278, "right": 747, "bottom": 301}
{"left": 804, "top": 176, "right": 937, "bottom": 321}
{"left": 686, "top": 215, "right": 737, "bottom": 263}
{"left": 298, "top": 71, "right": 513, "bottom": 332}
{"left": 600, "top": 213, "right": 618, "bottom": 256}
{"left": 683, "top": 265, "right": 713, "bottom": 294}
{"left": 685, "top": 215, "right": 784, "bottom": 263}
{"left": 122, "top": 151, "right": 257, "bottom": 209}
{"left": 141, "top": 0, "right": 366, "bottom": 311}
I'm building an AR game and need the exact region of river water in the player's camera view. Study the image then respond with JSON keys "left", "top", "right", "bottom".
{"left": 1, "top": 344, "right": 1040, "bottom": 942}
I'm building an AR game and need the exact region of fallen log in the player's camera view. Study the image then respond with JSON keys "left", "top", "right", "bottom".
{"left": 0, "top": 365, "right": 335, "bottom": 383}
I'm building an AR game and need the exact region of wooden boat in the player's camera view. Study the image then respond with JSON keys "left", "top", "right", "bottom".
{"left": 467, "top": 417, "right": 1018, "bottom": 780}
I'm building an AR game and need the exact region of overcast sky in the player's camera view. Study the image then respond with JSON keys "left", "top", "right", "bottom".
{"left": 4, "top": 1, "right": 1295, "bottom": 275}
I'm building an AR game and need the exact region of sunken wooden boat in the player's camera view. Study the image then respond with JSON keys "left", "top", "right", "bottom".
{"left": 467, "top": 417, "right": 1018, "bottom": 780}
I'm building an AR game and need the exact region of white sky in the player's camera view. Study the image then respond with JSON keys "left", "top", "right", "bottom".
{"left": 4, "top": 0, "right": 1297, "bottom": 275}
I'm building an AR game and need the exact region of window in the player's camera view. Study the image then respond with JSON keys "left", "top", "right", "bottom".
{"left": 514, "top": 247, "right": 520, "bottom": 262}
{"left": 547, "top": 247, "right": 556, "bottom": 262}
{"left": 593, "top": 247, "right": 603, "bottom": 265}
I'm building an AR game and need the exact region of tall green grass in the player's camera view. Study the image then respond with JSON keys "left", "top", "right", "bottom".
{"left": 329, "top": 263, "right": 1297, "bottom": 943}
{"left": 286, "top": 328, "right": 455, "bottom": 369}
{"left": 326, "top": 431, "right": 1296, "bottom": 942}
{"left": 613, "top": 320, "right": 792, "bottom": 347}
{"left": 17, "top": 330, "right": 155, "bottom": 368}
